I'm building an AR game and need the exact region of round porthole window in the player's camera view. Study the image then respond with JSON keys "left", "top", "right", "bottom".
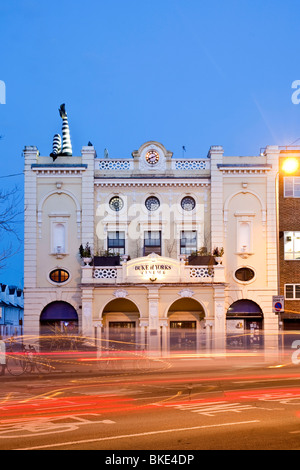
{"left": 109, "top": 196, "right": 124, "bottom": 212}
{"left": 49, "top": 269, "right": 70, "bottom": 284}
{"left": 235, "top": 267, "right": 255, "bottom": 282}
{"left": 181, "top": 196, "right": 196, "bottom": 211}
{"left": 145, "top": 196, "right": 160, "bottom": 211}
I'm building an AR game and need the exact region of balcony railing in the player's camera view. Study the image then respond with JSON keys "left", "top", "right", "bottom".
{"left": 82, "top": 263, "right": 224, "bottom": 284}
{"left": 94, "top": 158, "right": 210, "bottom": 172}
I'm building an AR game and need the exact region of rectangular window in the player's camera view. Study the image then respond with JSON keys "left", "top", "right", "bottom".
{"left": 285, "top": 284, "right": 300, "bottom": 299}
{"left": 144, "top": 231, "right": 161, "bottom": 256}
{"left": 180, "top": 231, "right": 197, "bottom": 255}
{"left": 107, "top": 231, "right": 125, "bottom": 255}
{"left": 284, "top": 177, "right": 300, "bottom": 198}
{"left": 284, "top": 232, "right": 300, "bottom": 260}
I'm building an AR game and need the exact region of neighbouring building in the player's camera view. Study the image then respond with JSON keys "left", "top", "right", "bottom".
{"left": 0, "top": 284, "right": 24, "bottom": 337}
{"left": 278, "top": 147, "right": 300, "bottom": 347}
{"left": 23, "top": 105, "right": 281, "bottom": 354}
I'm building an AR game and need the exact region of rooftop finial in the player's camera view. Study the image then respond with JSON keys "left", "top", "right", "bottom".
{"left": 50, "top": 103, "right": 73, "bottom": 160}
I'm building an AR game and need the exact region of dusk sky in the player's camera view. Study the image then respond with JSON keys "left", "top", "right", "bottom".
{"left": 1, "top": 0, "right": 300, "bottom": 287}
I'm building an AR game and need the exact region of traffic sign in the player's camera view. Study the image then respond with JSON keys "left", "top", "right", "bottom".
{"left": 272, "top": 295, "right": 285, "bottom": 314}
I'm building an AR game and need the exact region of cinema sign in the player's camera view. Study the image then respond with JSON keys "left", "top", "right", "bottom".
{"left": 126, "top": 253, "right": 181, "bottom": 283}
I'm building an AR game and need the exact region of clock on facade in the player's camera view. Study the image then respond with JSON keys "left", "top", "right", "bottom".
{"left": 145, "top": 150, "right": 160, "bottom": 165}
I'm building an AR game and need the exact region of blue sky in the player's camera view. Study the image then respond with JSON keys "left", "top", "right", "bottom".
{"left": 1, "top": 0, "right": 300, "bottom": 286}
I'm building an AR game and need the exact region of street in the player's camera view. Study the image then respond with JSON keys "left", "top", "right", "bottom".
{"left": 1, "top": 353, "right": 300, "bottom": 450}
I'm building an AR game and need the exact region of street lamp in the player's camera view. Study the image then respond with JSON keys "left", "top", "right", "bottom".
{"left": 281, "top": 157, "right": 299, "bottom": 175}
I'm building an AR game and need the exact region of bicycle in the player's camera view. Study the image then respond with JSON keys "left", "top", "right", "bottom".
{"left": 23, "top": 344, "right": 52, "bottom": 375}
{"left": 5, "top": 339, "right": 52, "bottom": 376}
{"left": 5, "top": 338, "right": 27, "bottom": 376}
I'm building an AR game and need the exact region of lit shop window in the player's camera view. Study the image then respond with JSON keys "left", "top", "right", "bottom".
{"left": 284, "top": 232, "right": 300, "bottom": 260}
{"left": 180, "top": 231, "right": 197, "bottom": 255}
{"left": 284, "top": 177, "right": 300, "bottom": 198}
{"left": 285, "top": 284, "right": 300, "bottom": 299}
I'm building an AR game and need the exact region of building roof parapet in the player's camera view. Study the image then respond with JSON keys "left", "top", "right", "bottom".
{"left": 31, "top": 163, "right": 88, "bottom": 168}
{"left": 217, "top": 163, "right": 272, "bottom": 168}
{"left": 217, "top": 163, "right": 272, "bottom": 174}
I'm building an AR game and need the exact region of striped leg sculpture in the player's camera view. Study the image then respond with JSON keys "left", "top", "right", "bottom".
{"left": 59, "top": 103, "right": 73, "bottom": 156}
{"left": 50, "top": 133, "right": 62, "bottom": 161}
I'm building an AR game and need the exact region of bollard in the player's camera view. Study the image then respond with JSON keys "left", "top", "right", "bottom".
{"left": 0, "top": 339, "right": 6, "bottom": 375}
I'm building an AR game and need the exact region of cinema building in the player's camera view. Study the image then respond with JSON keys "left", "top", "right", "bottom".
{"left": 23, "top": 107, "right": 281, "bottom": 353}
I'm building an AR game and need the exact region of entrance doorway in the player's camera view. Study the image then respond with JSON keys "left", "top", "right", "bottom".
{"left": 102, "top": 298, "right": 141, "bottom": 351}
{"left": 40, "top": 301, "right": 79, "bottom": 349}
{"left": 167, "top": 298, "right": 205, "bottom": 351}
{"left": 226, "top": 300, "right": 264, "bottom": 349}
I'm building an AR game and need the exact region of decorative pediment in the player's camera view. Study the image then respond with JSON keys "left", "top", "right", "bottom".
{"left": 178, "top": 289, "right": 195, "bottom": 298}
{"left": 113, "top": 289, "right": 129, "bottom": 298}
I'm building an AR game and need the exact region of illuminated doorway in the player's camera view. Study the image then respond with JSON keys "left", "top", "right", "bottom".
{"left": 40, "top": 301, "right": 79, "bottom": 349}
{"left": 226, "top": 300, "right": 264, "bottom": 349}
{"left": 167, "top": 298, "right": 205, "bottom": 351}
{"left": 102, "top": 298, "right": 141, "bottom": 351}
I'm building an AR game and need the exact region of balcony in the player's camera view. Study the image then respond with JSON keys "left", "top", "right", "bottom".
{"left": 81, "top": 253, "right": 225, "bottom": 285}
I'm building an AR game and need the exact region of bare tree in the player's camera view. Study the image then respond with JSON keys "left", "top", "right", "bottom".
{"left": 0, "top": 186, "right": 23, "bottom": 269}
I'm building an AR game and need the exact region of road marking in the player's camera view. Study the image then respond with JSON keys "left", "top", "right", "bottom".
{"left": 165, "top": 401, "right": 257, "bottom": 417}
{"left": 0, "top": 414, "right": 115, "bottom": 439}
{"left": 17, "top": 420, "right": 260, "bottom": 450}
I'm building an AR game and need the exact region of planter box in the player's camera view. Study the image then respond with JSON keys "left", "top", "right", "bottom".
{"left": 93, "top": 256, "right": 121, "bottom": 267}
{"left": 188, "top": 255, "right": 216, "bottom": 266}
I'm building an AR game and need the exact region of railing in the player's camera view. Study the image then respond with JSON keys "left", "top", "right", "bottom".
{"left": 94, "top": 159, "right": 210, "bottom": 172}
{"left": 171, "top": 159, "right": 210, "bottom": 171}
{"left": 95, "top": 160, "right": 133, "bottom": 171}
{"left": 93, "top": 267, "right": 119, "bottom": 279}
{"left": 82, "top": 265, "right": 219, "bottom": 284}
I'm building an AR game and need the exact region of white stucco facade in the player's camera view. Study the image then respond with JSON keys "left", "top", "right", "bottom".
{"left": 23, "top": 140, "right": 280, "bottom": 353}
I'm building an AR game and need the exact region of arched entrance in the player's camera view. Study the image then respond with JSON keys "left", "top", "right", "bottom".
{"left": 167, "top": 298, "right": 205, "bottom": 351}
{"left": 40, "top": 301, "right": 79, "bottom": 348}
{"left": 102, "top": 298, "right": 141, "bottom": 351}
{"left": 226, "top": 299, "right": 264, "bottom": 349}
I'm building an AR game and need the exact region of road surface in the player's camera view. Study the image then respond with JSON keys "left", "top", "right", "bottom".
{"left": 1, "top": 355, "right": 300, "bottom": 450}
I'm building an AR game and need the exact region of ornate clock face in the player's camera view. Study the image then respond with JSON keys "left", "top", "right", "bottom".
{"left": 145, "top": 150, "right": 160, "bottom": 165}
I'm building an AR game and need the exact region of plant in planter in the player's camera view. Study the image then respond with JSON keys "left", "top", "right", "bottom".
{"left": 93, "top": 250, "right": 121, "bottom": 266}
{"left": 188, "top": 247, "right": 216, "bottom": 266}
{"left": 79, "top": 243, "right": 92, "bottom": 265}
{"left": 213, "top": 247, "right": 224, "bottom": 264}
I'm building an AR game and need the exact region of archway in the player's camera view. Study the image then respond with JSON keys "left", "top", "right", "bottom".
{"left": 226, "top": 299, "right": 264, "bottom": 349}
{"left": 40, "top": 301, "right": 79, "bottom": 348}
{"left": 167, "top": 298, "right": 205, "bottom": 351}
{"left": 102, "top": 298, "right": 141, "bottom": 351}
